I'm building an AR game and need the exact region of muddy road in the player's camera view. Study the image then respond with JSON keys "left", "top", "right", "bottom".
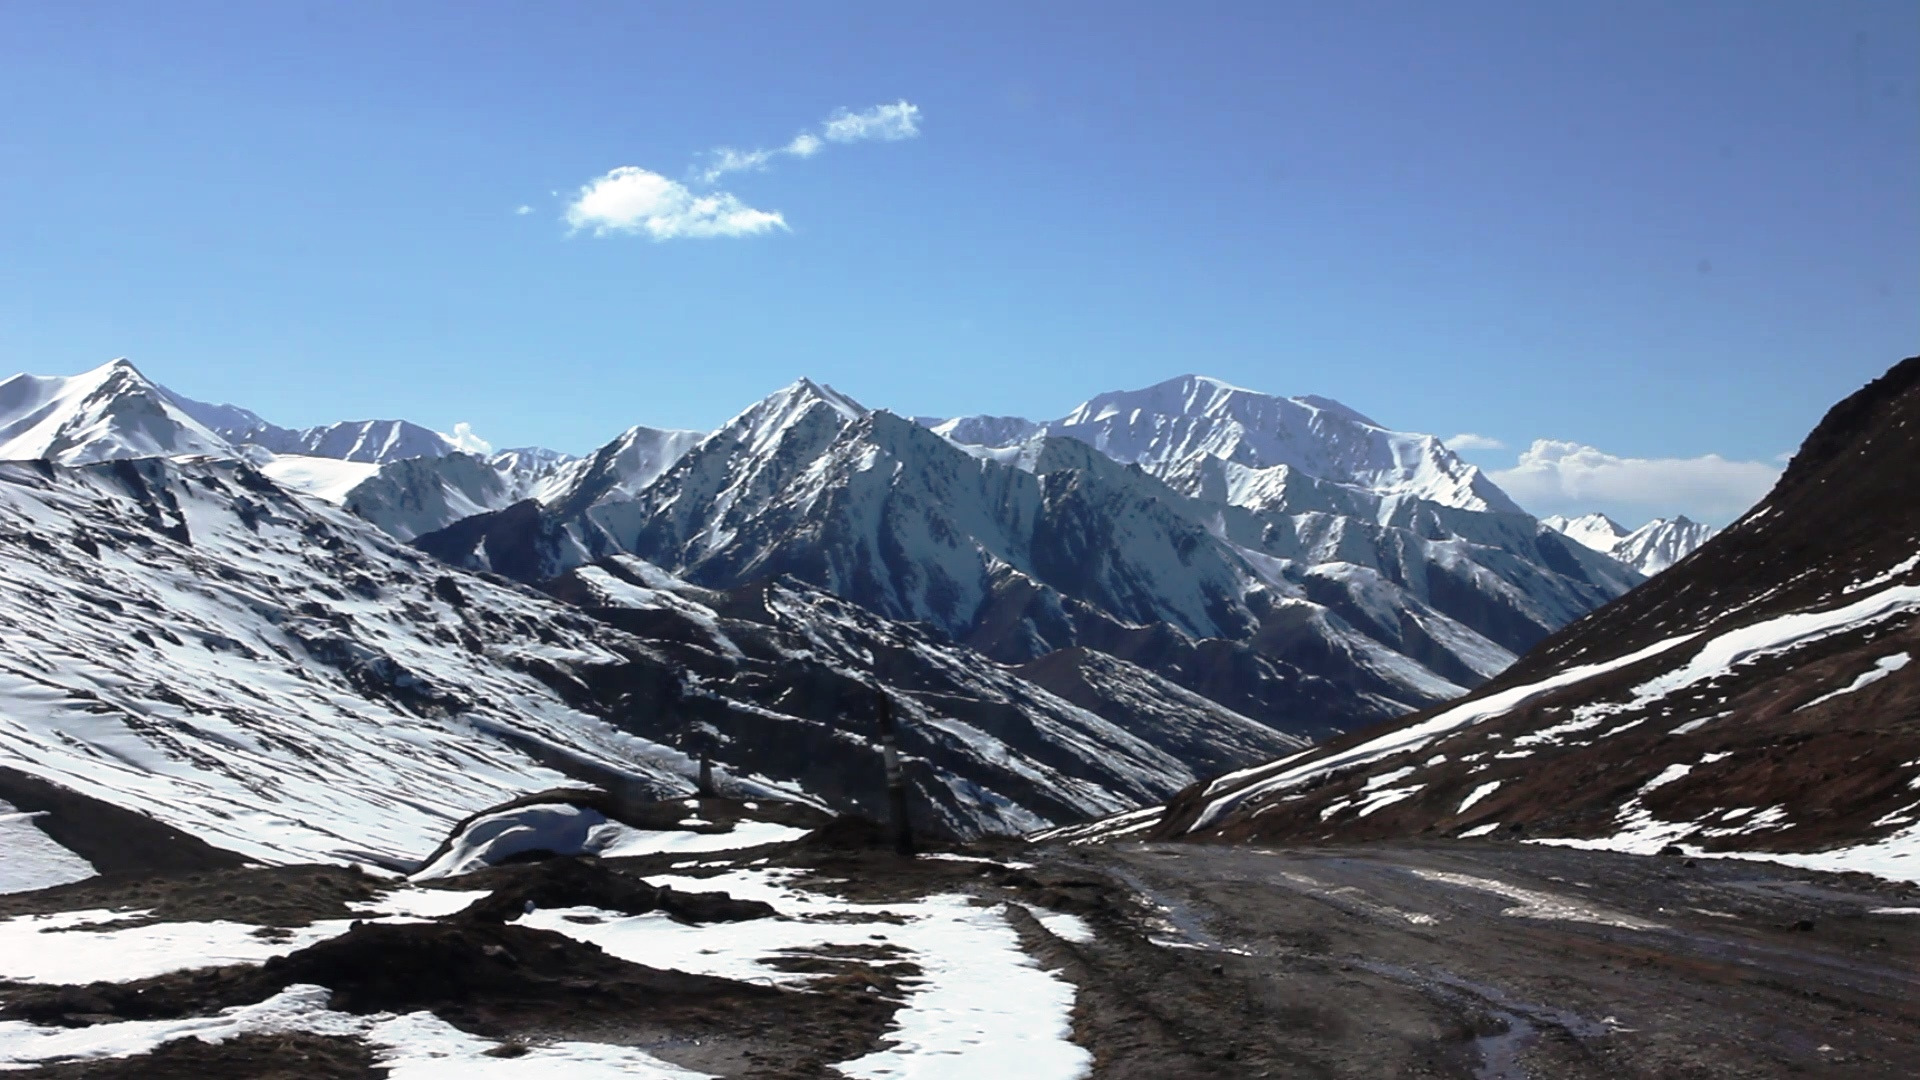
{"left": 1028, "top": 840, "right": 1920, "bottom": 1078}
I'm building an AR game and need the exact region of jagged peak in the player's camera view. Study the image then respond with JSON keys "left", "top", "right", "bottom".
{"left": 786, "top": 377, "right": 868, "bottom": 420}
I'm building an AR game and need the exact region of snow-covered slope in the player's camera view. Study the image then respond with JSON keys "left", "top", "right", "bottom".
{"left": 0, "top": 359, "right": 233, "bottom": 464}
{"left": 1544, "top": 513, "right": 1715, "bottom": 576}
{"left": 1111, "top": 355, "right": 1920, "bottom": 884}
{"left": 925, "top": 374, "right": 1524, "bottom": 515}
{"left": 444, "top": 379, "right": 1637, "bottom": 739}
{"left": 0, "top": 455, "right": 1305, "bottom": 863}
{"left": 1611, "top": 516, "right": 1716, "bottom": 575}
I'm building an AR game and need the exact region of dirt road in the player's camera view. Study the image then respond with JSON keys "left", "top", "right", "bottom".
{"left": 1023, "top": 840, "right": 1920, "bottom": 1078}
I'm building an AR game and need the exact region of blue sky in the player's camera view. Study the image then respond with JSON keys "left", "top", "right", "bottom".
{"left": 1, "top": 1, "right": 1914, "bottom": 524}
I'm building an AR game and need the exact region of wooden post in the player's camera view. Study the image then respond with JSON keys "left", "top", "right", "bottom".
{"left": 873, "top": 690, "right": 914, "bottom": 857}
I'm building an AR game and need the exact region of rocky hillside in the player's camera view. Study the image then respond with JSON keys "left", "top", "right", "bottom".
{"left": 1076, "top": 356, "right": 1920, "bottom": 881}
{"left": 0, "top": 454, "right": 1324, "bottom": 865}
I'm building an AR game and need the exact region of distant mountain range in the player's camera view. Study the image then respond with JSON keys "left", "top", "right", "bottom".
{"left": 1542, "top": 512, "right": 1717, "bottom": 575}
{"left": 0, "top": 360, "right": 1657, "bottom": 739}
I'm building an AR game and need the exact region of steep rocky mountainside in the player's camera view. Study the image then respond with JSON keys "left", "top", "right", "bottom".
{"left": 4, "top": 359, "right": 1645, "bottom": 744}
{"left": 0, "top": 455, "right": 1310, "bottom": 863}
{"left": 431, "top": 379, "right": 1635, "bottom": 738}
{"left": 1082, "top": 356, "right": 1920, "bottom": 880}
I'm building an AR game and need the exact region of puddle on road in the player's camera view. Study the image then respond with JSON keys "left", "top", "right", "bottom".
{"left": 1470, "top": 1009, "right": 1536, "bottom": 1080}
{"left": 1353, "top": 958, "right": 1611, "bottom": 1080}
{"left": 1106, "top": 866, "right": 1228, "bottom": 952}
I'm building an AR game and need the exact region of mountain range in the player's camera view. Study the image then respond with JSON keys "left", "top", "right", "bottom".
{"left": 1543, "top": 512, "right": 1717, "bottom": 575}
{"left": 1067, "top": 355, "right": 1920, "bottom": 882}
{"left": 0, "top": 355, "right": 1746, "bottom": 861}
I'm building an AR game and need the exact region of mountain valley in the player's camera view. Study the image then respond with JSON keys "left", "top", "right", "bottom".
{"left": 1, "top": 354, "right": 1915, "bottom": 1079}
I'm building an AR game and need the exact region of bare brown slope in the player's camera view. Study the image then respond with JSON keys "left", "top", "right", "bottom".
{"left": 1140, "top": 355, "right": 1920, "bottom": 853}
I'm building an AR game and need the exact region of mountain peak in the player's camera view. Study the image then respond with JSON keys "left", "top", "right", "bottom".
{"left": 786, "top": 377, "right": 867, "bottom": 419}
{"left": 1, "top": 359, "right": 232, "bottom": 465}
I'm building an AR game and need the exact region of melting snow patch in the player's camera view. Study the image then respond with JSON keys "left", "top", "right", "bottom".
{"left": 519, "top": 867, "right": 1091, "bottom": 1079}
{"left": 598, "top": 819, "right": 812, "bottom": 858}
{"left": 0, "top": 801, "right": 94, "bottom": 894}
{"left": 413, "top": 803, "right": 612, "bottom": 880}
{"left": 1457, "top": 822, "right": 1501, "bottom": 839}
{"left": 1019, "top": 903, "right": 1096, "bottom": 944}
{"left": 0, "top": 910, "right": 354, "bottom": 984}
{"left": 1845, "top": 553, "right": 1920, "bottom": 595}
{"left": 0, "top": 887, "right": 485, "bottom": 985}
{"left": 1410, "top": 870, "right": 1663, "bottom": 931}
{"left": 414, "top": 804, "right": 811, "bottom": 880}
{"left": 1796, "top": 653, "right": 1911, "bottom": 712}
{"left": 1457, "top": 782, "right": 1502, "bottom": 815}
{"left": 1355, "top": 786, "right": 1422, "bottom": 818}
{"left": 0, "top": 984, "right": 708, "bottom": 1077}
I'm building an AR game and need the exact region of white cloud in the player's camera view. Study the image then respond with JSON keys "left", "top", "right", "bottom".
{"left": 564, "top": 166, "right": 786, "bottom": 240}
{"left": 444, "top": 422, "right": 492, "bottom": 455}
{"left": 822, "top": 100, "right": 922, "bottom": 143}
{"left": 1447, "top": 433, "right": 1507, "bottom": 452}
{"left": 567, "top": 100, "right": 920, "bottom": 238}
{"left": 698, "top": 100, "right": 921, "bottom": 182}
{"left": 1491, "top": 439, "right": 1779, "bottom": 523}
{"left": 514, "top": 205, "right": 532, "bottom": 216}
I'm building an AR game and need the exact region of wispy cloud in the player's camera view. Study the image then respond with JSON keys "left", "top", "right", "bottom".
{"left": 1491, "top": 439, "right": 1779, "bottom": 523}
{"left": 565, "top": 166, "right": 787, "bottom": 239}
{"left": 698, "top": 100, "right": 922, "bottom": 182}
{"left": 514, "top": 205, "right": 532, "bottom": 216}
{"left": 563, "top": 101, "right": 920, "bottom": 240}
{"left": 1447, "top": 433, "right": 1507, "bottom": 452}
{"left": 822, "top": 101, "right": 922, "bottom": 143}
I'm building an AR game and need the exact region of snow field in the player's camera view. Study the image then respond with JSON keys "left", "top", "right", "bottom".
{"left": 520, "top": 865, "right": 1092, "bottom": 1079}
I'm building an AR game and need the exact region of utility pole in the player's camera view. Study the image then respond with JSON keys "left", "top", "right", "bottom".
{"left": 873, "top": 689, "right": 914, "bottom": 856}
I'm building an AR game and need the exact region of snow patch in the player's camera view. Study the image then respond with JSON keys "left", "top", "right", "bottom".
{"left": 0, "top": 801, "right": 94, "bottom": 894}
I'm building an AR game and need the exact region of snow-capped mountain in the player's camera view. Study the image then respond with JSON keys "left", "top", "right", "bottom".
{"left": 0, "top": 359, "right": 233, "bottom": 464}
{"left": 924, "top": 374, "right": 1525, "bottom": 516}
{"left": 339, "top": 425, "right": 701, "bottom": 541}
{"left": 1093, "top": 355, "right": 1920, "bottom": 882}
{"left": 1544, "top": 512, "right": 1716, "bottom": 575}
{"left": 1, "top": 359, "right": 581, "bottom": 492}
{"left": 0, "top": 453, "right": 1311, "bottom": 861}
{"left": 1540, "top": 512, "right": 1629, "bottom": 553}
{"left": 162, "top": 386, "right": 484, "bottom": 464}
{"left": 1610, "top": 516, "right": 1716, "bottom": 575}
{"left": 433, "top": 378, "right": 1637, "bottom": 738}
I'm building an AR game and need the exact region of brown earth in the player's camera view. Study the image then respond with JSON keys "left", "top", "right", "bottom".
{"left": 1028, "top": 839, "right": 1920, "bottom": 1078}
